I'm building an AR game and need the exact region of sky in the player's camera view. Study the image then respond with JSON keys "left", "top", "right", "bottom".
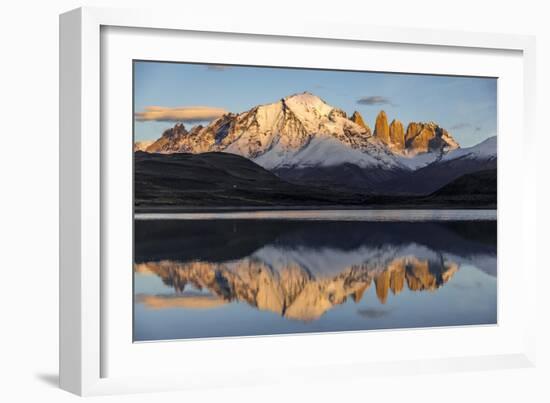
{"left": 134, "top": 61, "right": 497, "bottom": 147}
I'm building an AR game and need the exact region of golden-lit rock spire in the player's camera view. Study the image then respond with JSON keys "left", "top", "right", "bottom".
{"left": 389, "top": 119, "right": 405, "bottom": 150}
{"left": 374, "top": 110, "right": 390, "bottom": 144}
{"left": 135, "top": 254, "right": 460, "bottom": 321}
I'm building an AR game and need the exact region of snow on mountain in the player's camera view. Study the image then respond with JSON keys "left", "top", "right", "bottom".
{"left": 136, "top": 235, "right": 488, "bottom": 319}
{"left": 283, "top": 91, "right": 334, "bottom": 123}
{"left": 144, "top": 92, "right": 410, "bottom": 170}
{"left": 380, "top": 135, "right": 497, "bottom": 195}
{"left": 441, "top": 136, "right": 497, "bottom": 162}
{"left": 254, "top": 135, "right": 403, "bottom": 170}
{"left": 141, "top": 92, "right": 495, "bottom": 178}
{"left": 220, "top": 92, "right": 380, "bottom": 159}
{"left": 251, "top": 242, "right": 447, "bottom": 277}
{"left": 397, "top": 151, "right": 442, "bottom": 170}
{"left": 133, "top": 140, "right": 154, "bottom": 152}
{"left": 395, "top": 136, "right": 496, "bottom": 171}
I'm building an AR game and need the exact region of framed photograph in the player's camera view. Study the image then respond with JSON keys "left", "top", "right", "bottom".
{"left": 60, "top": 7, "right": 537, "bottom": 396}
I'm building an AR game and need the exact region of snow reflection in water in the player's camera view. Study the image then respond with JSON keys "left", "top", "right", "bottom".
{"left": 134, "top": 215, "right": 497, "bottom": 341}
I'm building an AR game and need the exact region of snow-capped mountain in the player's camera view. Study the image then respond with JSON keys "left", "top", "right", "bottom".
{"left": 137, "top": 92, "right": 496, "bottom": 195}
{"left": 135, "top": 245, "right": 461, "bottom": 320}
{"left": 141, "top": 92, "right": 459, "bottom": 171}
{"left": 135, "top": 240, "right": 494, "bottom": 320}
{"left": 441, "top": 136, "right": 496, "bottom": 163}
{"left": 381, "top": 136, "right": 497, "bottom": 195}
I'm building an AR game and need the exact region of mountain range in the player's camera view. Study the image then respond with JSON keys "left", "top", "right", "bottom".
{"left": 135, "top": 254, "right": 460, "bottom": 320}
{"left": 134, "top": 92, "right": 496, "bottom": 207}
{"left": 134, "top": 219, "right": 496, "bottom": 321}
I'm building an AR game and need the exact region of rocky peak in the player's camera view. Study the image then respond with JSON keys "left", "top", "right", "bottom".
{"left": 138, "top": 93, "right": 462, "bottom": 166}
{"left": 389, "top": 119, "right": 405, "bottom": 150}
{"left": 136, "top": 253, "right": 459, "bottom": 320}
{"left": 284, "top": 91, "right": 322, "bottom": 102}
{"left": 405, "top": 121, "right": 459, "bottom": 155}
{"left": 328, "top": 108, "right": 348, "bottom": 121}
{"left": 188, "top": 124, "right": 203, "bottom": 135}
{"left": 374, "top": 110, "right": 390, "bottom": 144}
{"left": 165, "top": 123, "right": 187, "bottom": 137}
{"left": 133, "top": 140, "right": 154, "bottom": 152}
{"left": 145, "top": 123, "right": 190, "bottom": 153}
{"left": 283, "top": 91, "right": 334, "bottom": 118}
{"left": 350, "top": 111, "right": 370, "bottom": 131}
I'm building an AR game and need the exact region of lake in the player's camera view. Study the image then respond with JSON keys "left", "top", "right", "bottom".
{"left": 134, "top": 210, "right": 497, "bottom": 341}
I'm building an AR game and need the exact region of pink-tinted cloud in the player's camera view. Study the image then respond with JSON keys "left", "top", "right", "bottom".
{"left": 135, "top": 106, "right": 228, "bottom": 122}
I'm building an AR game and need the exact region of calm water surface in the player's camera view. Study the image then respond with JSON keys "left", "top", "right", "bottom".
{"left": 134, "top": 210, "right": 497, "bottom": 341}
{"left": 136, "top": 209, "right": 497, "bottom": 221}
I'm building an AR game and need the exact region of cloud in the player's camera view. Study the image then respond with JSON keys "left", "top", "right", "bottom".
{"left": 449, "top": 123, "right": 483, "bottom": 132}
{"left": 357, "top": 95, "right": 396, "bottom": 106}
{"left": 135, "top": 106, "right": 228, "bottom": 123}
{"left": 451, "top": 281, "right": 482, "bottom": 290}
{"left": 356, "top": 95, "right": 394, "bottom": 106}
{"left": 450, "top": 122, "right": 471, "bottom": 130}
{"left": 357, "top": 308, "right": 391, "bottom": 319}
{"left": 206, "top": 65, "right": 231, "bottom": 71}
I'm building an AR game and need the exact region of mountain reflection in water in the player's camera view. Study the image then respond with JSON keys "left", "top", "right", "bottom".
{"left": 135, "top": 255, "right": 459, "bottom": 321}
{"left": 134, "top": 218, "right": 497, "bottom": 341}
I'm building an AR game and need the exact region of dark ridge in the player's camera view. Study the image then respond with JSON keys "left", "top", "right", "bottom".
{"left": 134, "top": 151, "right": 496, "bottom": 209}
{"left": 431, "top": 169, "right": 497, "bottom": 197}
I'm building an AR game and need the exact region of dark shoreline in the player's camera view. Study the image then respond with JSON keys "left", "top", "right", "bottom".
{"left": 134, "top": 152, "right": 497, "bottom": 212}
{"left": 134, "top": 204, "right": 497, "bottom": 214}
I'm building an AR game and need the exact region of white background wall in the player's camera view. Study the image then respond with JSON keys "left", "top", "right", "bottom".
{"left": 0, "top": 0, "right": 548, "bottom": 401}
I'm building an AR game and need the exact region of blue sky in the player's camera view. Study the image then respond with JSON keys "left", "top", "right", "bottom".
{"left": 134, "top": 61, "right": 497, "bottom": 147}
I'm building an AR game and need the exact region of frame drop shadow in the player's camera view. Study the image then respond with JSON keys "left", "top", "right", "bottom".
{"left": 35, "top": 373, "right": 59, "bottom": 388}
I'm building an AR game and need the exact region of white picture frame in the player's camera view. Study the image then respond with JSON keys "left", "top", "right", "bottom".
{"left": 59, "top": 6, "right": 537, "bottom": 396}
